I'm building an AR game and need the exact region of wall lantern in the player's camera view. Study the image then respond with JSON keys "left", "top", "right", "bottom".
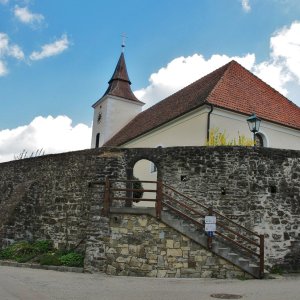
{"left": 247, "top": 113, "right": 261, "bottom": 146}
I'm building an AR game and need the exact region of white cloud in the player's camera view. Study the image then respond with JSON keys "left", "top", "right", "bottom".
{"left": 0, "top": 60, "right": 7, "bottom": 76}
{"left": 0, "top": 33, "right": 24, "bottom": 60}
{"left": 14, "top": 5, "right": 44, "bottom": 25}
{"left": 270, "top": 21, "right": 300, "bottom": 83}
{"left": 29, "top": 34, "right": 69, "bottom": 61}
{"left": 241, "top": 0, "right": 251, "bottom": 12}
{"left": 135, "top": 21, "right": 300, "bottom": 109}
{"left": 0, "top": 32, "right": 24, "bottom": 76}
{"left": 0, "top": 0, "right": 9, "bottom": 5}
{"left": 0, "top": 116, "right": 92, "bottom": 163}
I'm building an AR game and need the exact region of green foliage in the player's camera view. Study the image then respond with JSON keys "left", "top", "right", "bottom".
{"left": 206, "top": 128, "right": 254, "bottom": 146}
{"left": 15, "top": 253, "right": 37, "bottom": 263}
{"left": 33, "top": 240, "right": 53, "bottom": 253}
{"left": 59, "top": 252, "right": 84, "bottom": 267}
{"left": 0, "top": 247, "right": 14, "bottom": 259}
{"left": 270, "top": 265, "right": 283, "bottom": 275}
{"left": 0, "top": 240, "right": 52, "bottom": 262}
{"left": 39, "top": 253, "right": 62, "bottom": 266}
{"left": 132, "top": 176, "right": 144, "bottom": 200}
{"left": 0, "top": 240, "right": 83, "bottom": 268}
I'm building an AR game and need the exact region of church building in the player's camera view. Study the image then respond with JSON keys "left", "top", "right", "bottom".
{"left": 91, "top": 52, "right": 300, "bottom": 151}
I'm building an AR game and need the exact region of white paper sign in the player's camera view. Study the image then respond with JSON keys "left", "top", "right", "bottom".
{"left": 205, "top": 216, "right": 216, "bottom": 224}
{"left": 205, "top": 223, "right": 216, "bottom": 232}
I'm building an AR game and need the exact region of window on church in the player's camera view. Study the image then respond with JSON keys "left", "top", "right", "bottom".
{"left": 95, "top": 133, "right": 100, "bottom": 148}
{"left": 255, "top": 133, "right": 264, "bottom": 147}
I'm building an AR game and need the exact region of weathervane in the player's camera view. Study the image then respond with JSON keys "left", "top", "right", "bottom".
{"left": 121, "top": 33, "right": 127, "bottom": 52}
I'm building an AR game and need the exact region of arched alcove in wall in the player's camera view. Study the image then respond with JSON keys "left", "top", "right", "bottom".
{"left": 132, "top": 159, "right": 158, "bottom": 207}
{"left": 255, "top": 132, "right": 268, "bottom": 147}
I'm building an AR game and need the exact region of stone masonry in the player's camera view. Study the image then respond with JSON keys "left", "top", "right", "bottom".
{"left": 106, "top": 213, "right": 251, "bottom": 278}
{"left": 0, "top": 146, "right": 299, "bottom": 274}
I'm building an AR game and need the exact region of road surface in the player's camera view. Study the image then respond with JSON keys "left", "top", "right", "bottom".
{"left": 0, "top": 266, "right": 299, "bottom": 300}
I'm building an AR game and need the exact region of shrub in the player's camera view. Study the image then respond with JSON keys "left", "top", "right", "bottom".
{"left": 59, "top": 252, "right": 84, "bottom": 267}
{"left": 39, "top": 253, "right": 62, "bottom": 266}
{"left": 0, "top": 240, "right": 52, "bottom": 261}
{"left": 0, "top": 240, "right": 84, "bottom": 268}
{"left": 15, "top": 253, "right": 37, "bottom": 263}
{"left": 0, "top": 247, "right": 14, "bottom": 259}
{"left": 206, "top": 128, "right": 253, "bottom": 146}
{"left": 270, "top": 265, "right": 283, "bottom": 275}
{"left": 132, "top": 176, "right": 144, "bottom": 200}
{"left": 33, "top": 240, "right": 53, "bottom": 253}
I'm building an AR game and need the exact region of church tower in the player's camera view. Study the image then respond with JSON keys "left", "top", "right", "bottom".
{"left": 91, "top": 52, "right": 144, "bottom": 148}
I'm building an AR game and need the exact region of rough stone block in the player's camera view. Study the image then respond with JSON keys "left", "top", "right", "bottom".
{"left": 167, "top": 248, "right": 183, "bottom": 257}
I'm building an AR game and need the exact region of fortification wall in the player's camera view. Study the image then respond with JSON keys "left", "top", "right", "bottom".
{"left": 0, "top": 146, "right": 299, "bottom": 272}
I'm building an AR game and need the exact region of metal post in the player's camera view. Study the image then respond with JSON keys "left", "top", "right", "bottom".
{"left": 259, "top": 234, "right": 264, "bottom": 278}
{"left": 207, "top": 206, "right": 213, "bottom": 250}
{"left": 102, "top": 177, "right": 110, "bottom": 216}
{"left": 156, "top": 180, "right": 162, "bottom": 219}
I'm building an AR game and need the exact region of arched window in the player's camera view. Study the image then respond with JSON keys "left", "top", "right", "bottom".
{"left": 255, "top": 133, "right": 264, "bottom": 147}
{"left": 95, "top": 133, "right": 100, "bottom": 148}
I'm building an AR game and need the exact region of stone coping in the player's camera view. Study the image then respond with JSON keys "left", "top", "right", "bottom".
{"left": 110, "top": 207, "right": 156, "bottom": 216}
{"left": 0, "top": 260, "right": 84, "bottom": 273}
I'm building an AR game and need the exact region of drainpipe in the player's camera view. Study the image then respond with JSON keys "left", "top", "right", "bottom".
{"left": 206, "top": 104, "right": 214, "bottom": 143}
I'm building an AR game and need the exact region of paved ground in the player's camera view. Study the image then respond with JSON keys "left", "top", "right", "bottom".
{"left": 0, "top": 266, "right": 299, "bottom": 300}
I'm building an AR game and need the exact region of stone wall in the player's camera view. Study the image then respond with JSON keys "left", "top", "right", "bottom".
{"left": 0, "top": 146, "right": 299, "bottom": 273}
{"left": 125, "top": 146, "right": 300, "bottom": 271}
{"left": 0, "top": 148, "right": 126, "bottom": 272}
{"left": 106, "top": 213, "right": 250, "bottom": 278}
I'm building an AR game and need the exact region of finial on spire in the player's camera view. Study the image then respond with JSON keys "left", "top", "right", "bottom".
{"left": 121, "top": 33, "right": 127, "bottom": 52}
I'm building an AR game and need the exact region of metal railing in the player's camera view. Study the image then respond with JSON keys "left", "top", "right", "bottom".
{"left": 102, "top": 177, "right": 264, "bottom": 278}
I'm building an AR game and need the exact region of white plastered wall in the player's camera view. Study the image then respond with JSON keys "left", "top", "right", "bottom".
{"left": 210, "top": 109, "right": 300, "bottom": 150}
{"left": 91, "top": 95, "right": 143, "bottom": 148}
{"left": 122, "top": 106, "right": 209, "bottom": 148}
{"left": 122, "top": 106, "right": 300, "bottom": 207}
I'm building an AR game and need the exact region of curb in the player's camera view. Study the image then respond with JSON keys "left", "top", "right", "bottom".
{"left": 0, "top": 260, "right": 84, "bottom": 273}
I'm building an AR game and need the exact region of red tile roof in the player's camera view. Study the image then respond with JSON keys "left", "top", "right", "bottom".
{"left": 104, "top": 60, "right": 300, "bottom": 146}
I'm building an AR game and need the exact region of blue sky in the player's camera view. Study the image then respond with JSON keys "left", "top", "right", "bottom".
{"left": 0, "top": 0, "right": 300, "bottom": 162}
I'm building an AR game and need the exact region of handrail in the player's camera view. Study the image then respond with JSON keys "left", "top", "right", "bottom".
{"left": 163, "top": 183, "right": 259, "bottom": 238}
{"left": 163, "top": 202, "right": 205, "bottom": 229}
{"left": 163, "top": 192, "right": 206, "bottom": 218}
{"left": 102, "top": 177, "right": 264, "bottom": 278}
{"left": 162, "top": 184, "right": 260, "bottom": 250}
{"left": 163, "top": 183, "right": 209, "bottom": 211}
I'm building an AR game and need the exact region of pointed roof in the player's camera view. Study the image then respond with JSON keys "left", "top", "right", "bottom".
{"left": 104, "top": 60, "right": 300, "bottom": 146}
{"left": 100, "top": 52, "right": 141, "bottom": 103}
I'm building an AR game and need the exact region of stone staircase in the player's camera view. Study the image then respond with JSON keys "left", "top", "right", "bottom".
{"left": 105, "top": 178, "right": 265, "bottom": 279}
{"left": 160, "top": 209, "right": 261, "bottom": 278}
{"left": 110, "top": 206, "right": 262, "bottom": 278}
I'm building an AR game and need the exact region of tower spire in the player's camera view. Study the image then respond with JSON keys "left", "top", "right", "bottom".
{"left": 101, "top": 51, "right": 140, "bottom": 102}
